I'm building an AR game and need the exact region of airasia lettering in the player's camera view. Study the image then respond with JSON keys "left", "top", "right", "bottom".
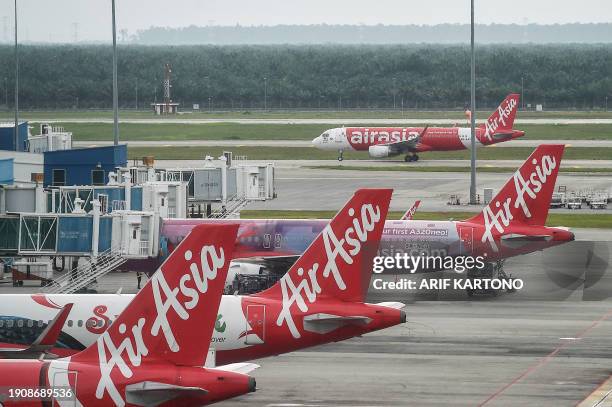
{"left": 484, "top": 98, "right": 517, "bottom": 140}
{"left": 481, "top": 155, "right": 556, "bottom": 251}
{"left": 350, "top": 128, "right": 420, "bottom": 145}
{"left": 95, "top": 244, "right": 226, "bottom": 406}
{"left": 276, "top": 203, "right": 381, "bottom": 338}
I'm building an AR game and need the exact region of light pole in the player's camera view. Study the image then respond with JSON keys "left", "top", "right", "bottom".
{"left": 135, "top": 78, "right": 138, "bottom": 110}
{"left": 521, "top": 76, "right": 524, "bottom": 110}
{"left": 263, "top": 76, "right": 267, "bottom": 111}
{"left": 204, "top": 76, "right": 210, "bottom": 111}
{"left": 392, "top": 77, "right": 396, "bottom": 109}
{"left": 13, "top": 0, "right": 19, "bottom": 150}
{"left": 606, "top": 96, "right": 608, "bottom": 112}
{"left": 469, "top": 0, "right": 477, "bottom": 205}
{"left": 3, "top": 77, "right": 7, "bottom": 110}
{"left": 111, "top": 0, "right": 119, "bottom": 145}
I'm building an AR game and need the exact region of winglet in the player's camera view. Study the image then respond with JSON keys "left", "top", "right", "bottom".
{"left": 32, "top": 303, "right": 74, "bottom": 349}
{"left": 0, "top": 303, "right": 74, "bottom": 359}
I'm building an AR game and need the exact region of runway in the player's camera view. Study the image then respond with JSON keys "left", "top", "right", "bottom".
{"left": 75, "top": 139, "right": 612, "bottom": 148}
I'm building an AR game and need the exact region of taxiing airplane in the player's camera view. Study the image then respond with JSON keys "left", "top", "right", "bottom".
{"left": 0, "top": 223, "right": 258, "bottom": 406}
{"left": 0, "top": 189, "right": 406, "bottom": 369}
{"left": 312, "top": 93, "right": 524, "bottom": 161}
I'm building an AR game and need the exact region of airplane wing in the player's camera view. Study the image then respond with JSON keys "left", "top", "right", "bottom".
{"left": 125, "top": 382, "right": 208, "bottom": 406}
{"left": 378, "top": 126, "right": 429, "bottom": 154}
{"left": 0, "top": 303, "right": 73, "bottom": 360}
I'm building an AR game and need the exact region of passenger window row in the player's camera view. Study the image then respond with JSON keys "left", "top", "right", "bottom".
{"left": 0, "top": 318, "right": 107, "bottom": 328}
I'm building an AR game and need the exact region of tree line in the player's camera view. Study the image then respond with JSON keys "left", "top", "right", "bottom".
{"left": 0, "top": 44, "right": 610, "bottom": 110}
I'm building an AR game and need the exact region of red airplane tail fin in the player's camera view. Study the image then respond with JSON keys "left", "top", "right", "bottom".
{"left": 257, "top": 189, "right": 392, "bottom": 305}
{"left": 467, "top": 145, "right": 565, "bottom": 228}
{"left": 401, "top": 200, "right": 421, "bottom": 220}
{"left": 73, "top": 223, "right": 239, "bottom": 368}
{"left": 481, "top": 93, "right": 520, "bottom": 136}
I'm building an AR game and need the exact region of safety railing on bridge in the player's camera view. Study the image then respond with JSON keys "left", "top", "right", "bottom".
{"left": 43, "top": 247, "right": 126, "bottom": 294}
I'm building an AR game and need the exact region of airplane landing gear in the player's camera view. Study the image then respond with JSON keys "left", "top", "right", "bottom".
{"left": 338, "top": 150, "right": 344, "bottom": 161}
{"left": 465, "top": 260, "right": 514, "bottom": 297}
{"left": 404, "top": 153, "right": 419, "bottom": 162}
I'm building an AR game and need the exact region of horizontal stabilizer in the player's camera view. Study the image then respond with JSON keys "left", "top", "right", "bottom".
{"left": 501, "top": 234, "right": 553, "bottom": 249}
{"left": 376, "top": 301, "right": 406, "bottom": 310}
{"left": 303, "top": 313, "right": 372, "bottom": 334}
{"left": 125, "top": 381, "right": 208, "bottom": 406}
{"left": 216, "top": 363, "right": 261, "bottom": 375}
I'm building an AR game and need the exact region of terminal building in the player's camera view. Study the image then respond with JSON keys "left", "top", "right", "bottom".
{"left": 0, "top": 122, "right": 276, "bottom": 293}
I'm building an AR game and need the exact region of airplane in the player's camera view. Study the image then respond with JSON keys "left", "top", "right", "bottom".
{"left": 311, "top": 93, "right": 524, "bottom": 162}
{"left": 401, "top": 200, "right": 421, "bottom": 220}
{"left": 0, "top": 223, "right": 258, "bottom": 406}
{"left": 0, "top": 189, "right": 406, "bottom": 369}
{"left": 157, "top": 144, "right": 573, "bottom": 290}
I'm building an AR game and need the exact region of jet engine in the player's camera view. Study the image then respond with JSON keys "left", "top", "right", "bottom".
{"left": 368, "top": 145, "right": 392, "bottom": 158}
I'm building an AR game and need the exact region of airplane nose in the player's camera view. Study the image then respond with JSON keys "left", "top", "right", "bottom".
{"left": 312, "top": 136, "right": 320, "bottom": 145}
{"left": 400, "top": 309, "right": 406, "bottom": 323}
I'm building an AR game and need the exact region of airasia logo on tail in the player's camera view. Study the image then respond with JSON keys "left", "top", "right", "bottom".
{"left": 484, "top": 97, "right": 518, "bottom": 141}
{"left": 277, "top": 203, "right": 381, "bottom": 338}
{"left": 95, "top": 244, "right": 226, "bottom": 407}
{"left": 481, "top": 154, "right": 557, "bottom": 251}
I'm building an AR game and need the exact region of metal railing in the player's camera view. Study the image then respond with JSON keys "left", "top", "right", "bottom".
{"left": 43, "top": 247, "right": 126, "bottom": 294}
{"left": 208, "top": 195, "right": 249, "bottom": 219}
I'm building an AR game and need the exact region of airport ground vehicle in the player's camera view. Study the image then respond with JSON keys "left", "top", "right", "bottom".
{"left": 312, "top": 93, "right": 524, "bottom": 161}
{"left": 0, "top": 189, "right": 405, "bottom": 367}
{"left": 0, "top": 223, "right": 258, "bottom": 406}
{"left": 567, "top": 196, "right": 583, "bottom": 209}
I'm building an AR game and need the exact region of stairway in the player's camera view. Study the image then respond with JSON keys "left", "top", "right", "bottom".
{"left": 208, "top": 195, "right": 249, "bottom": 219}
{"left": 44, "top": 248, "right": 127, "bottom": 294}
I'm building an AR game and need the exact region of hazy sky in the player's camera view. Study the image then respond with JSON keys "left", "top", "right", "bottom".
{"left": 0, "top": 0, "right": 610, "bottom": 43}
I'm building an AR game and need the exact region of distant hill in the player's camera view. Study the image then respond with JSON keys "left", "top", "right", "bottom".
{"left": 133, "top": 23, "right": 612, "bottom": 45}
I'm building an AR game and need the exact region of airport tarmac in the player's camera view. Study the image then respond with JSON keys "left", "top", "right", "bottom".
{"left": 1, "top": 241, "right": 610, "bottom": 406}
{"left": 75, "top": 139, "right": 612, "bottom": 148}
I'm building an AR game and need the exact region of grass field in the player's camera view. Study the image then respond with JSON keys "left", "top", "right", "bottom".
{"left": 127, "top": 145, "right": 612, "bottom": 161}
{"left": 240, "top": 210, "right": 612, "bottom": 229}
{"left": 47, "top": 122, "right": 612, "bottom": 141}
{"left": 2, "top": 109, "right": 612, "bottom": 121}
{"left": 305, "top": 165, "right": 612, "bottom": 174}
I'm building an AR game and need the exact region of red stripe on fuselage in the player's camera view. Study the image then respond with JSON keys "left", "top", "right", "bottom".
{"left": 345, "top": 127, "right": 467, "bottom": 152}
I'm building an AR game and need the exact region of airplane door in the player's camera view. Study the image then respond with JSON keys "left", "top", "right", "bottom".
{"left": 245, "top": 304, "right": 265, "bottom": 345}
{"left": 459, "top": 226, "right": 474, "bottom": 255}
{"left": 52, "top": 370, "right": 77, "bottom": 407}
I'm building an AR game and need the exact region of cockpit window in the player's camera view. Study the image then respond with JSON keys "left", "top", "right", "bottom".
{"left": 321, "top": 132, "right": 329, "bottom": 140}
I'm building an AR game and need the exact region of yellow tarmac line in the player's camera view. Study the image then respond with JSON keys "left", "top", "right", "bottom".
{"left": 578, "top": 375, "right": 612, "bottom": 407}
